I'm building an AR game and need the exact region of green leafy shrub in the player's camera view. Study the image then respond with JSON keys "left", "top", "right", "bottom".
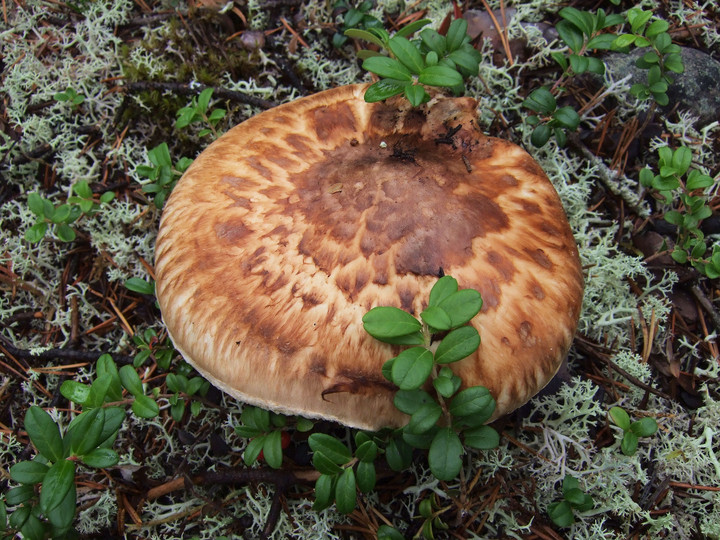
{"left": 235, "top": 407, "right": 313, "bottom": 470}
{"left": 612, "top": 7, "right": 684, "bottom": 106}
{"left": 608, "top": 406, "right": 658, "bottom": 456}
{"left": 363, "top": 276, "right": 499, "bottom": 482}
{"left": 24, "top": 182, "right": 114, "bottom": 243}
{"left": 136, "top": 143, "right": 193, "bottom": 209}
{"left": 3, "top": 355, "right": 159, "bottom": 539}
{"left": 332, "top": 1, "right": 383, "bottom": 49}
{"left": 53, "top": 87, "right": 85, "bottom": 108}
{"left": 524, "top": 7, "right": 621, "bottom": 148}
{"left": 547, "top": 475, "right": 594, "bottom": 527}
{"left": 639, "top": 145, "right": 718, "bottom": 277}
{"left": 175, "top": 88, "right": 226, "bottom": 137}
{"left": 349, "top": 18, "right": 481, "bottom": 106}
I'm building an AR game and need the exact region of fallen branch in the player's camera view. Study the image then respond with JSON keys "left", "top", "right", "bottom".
{"left": 124, "top": 81, "right": 278, "bottom": 110}
{"left": 0, "top": 335, "right": 134, "bottom": 366}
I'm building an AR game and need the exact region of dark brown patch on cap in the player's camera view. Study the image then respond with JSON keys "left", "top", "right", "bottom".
{"left": 290, "top": 138, "right": 513, "bottom": 299}
{"left": 530, "top": 282, "right": 545, "bottom": 300}
{"left": 521, "top": 201, "right": 542, "bottom": 214}
{"left": 286, "top": 134, "right": 314, "bottom": 154}
{"left": 215, "top": 220, "right": 252, "bottom": 243}
{"left": 486, "top": 250, "right": 516, "bottom": 282}
{"left": 322, "top": 369, "right": 396, "bottom": 400}
{"left": 312, "top": 102, "right": 357, "bottom": 142}
{"left": 247, "top": 156, "right": 273, "bottom": 180}
{"left": 525, "top": 248, "right": 553, "bottom": 270}
{"left": 518, "top": 320, "right": 537, "bottom": 347}
{"left": 500, "top": 174, "right": 518, "bottom": 186}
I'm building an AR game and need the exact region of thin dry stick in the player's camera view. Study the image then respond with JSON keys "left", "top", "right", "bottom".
{"left": 479, "top": 0, "right": 514, "bottom": 65}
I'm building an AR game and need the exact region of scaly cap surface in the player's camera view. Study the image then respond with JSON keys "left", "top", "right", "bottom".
{"left": 155, "top": 84, "right": 584, "bottom": 430}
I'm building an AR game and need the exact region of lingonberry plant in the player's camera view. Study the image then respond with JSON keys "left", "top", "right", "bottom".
{"left": 3, "top": 356, "right": 159, "bottom": 539}
{"left": 547, "top": 475, "right": 595, "bottom": 527}
{"left": 346, "top": 17, "right": 481, "bottom": 106}
{"left": 24, "top": 182, "right": 114, "bottom": 243}
{"left": 608, "top": 406, "right": 658, "bottom": 456}
{"left": 612, "top": 7, "right": 685, "bottom": 106}
{"left": 136, "top": 143, "right": 193, "bottom": 209}
{"left": 639, "top": 145, "right": 719, "bottom": 277}
{"left": 362, "top": 275, "right": 499, "bottom": 482}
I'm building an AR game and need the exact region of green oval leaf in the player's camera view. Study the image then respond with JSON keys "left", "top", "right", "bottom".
{"left": 313, "top": 451, "right": 344, "bottom": 475}
{"left": 435, "top": 326, "right": 480, "bottom": 365}
{"left": 313, "top": 474, "right": 335, "bottom": 512}
{"left": 630, "top": 417, "right": 658, "bottom": 437}
{"left": 445, "top": 18, "right": 468, "bottom": 52}
{"left": 523, "top": 87, "right": 556, "bottom": 114}
{"left": 385, "top": 436, "right": 412, "bottom": 471}
{"left": 39, "top": 459, "right": 75, "bottom": 514}
{"left": 335, "top": 467, "right": 357, "bottom": 514}
{"left": 364, "top": 80, "right": 407, "bottom": 103}
{"left": 28, "top": 193, "right": 46, "bottom": 216}
{"left": 548, "top": 500, "right": 575, "bottom": 527}
{"left": 448, "top": 49, "right": 480, "bottom": 76}
{"left": 420, "top": 28, "right": 446, "bottom": 55}
{"left": 119, "top": 365, "right": 144, "bottom": 396}
{"left": 378, "top": 525, "right": 405, "bottom": 540}
{"left": 45, "top": 481, "right": 76, "bottom": 529}
{"left": 356, "top": 460, "right": 376, "bottom": 493}
{"left": 432, "top": 373, "right": 458, "bottom": 398}
{"left": 621, "top": 431, "right": 639, "bottom": 456}
{"left": 25, "top": 221, "right": 48, "bottom": 243}
{"left": 388, "top": 36, "right": 424, "bottom": 74}
{"left": 362, "top": 56, "right": 412, "bottom": 81}
{"left": 67, "top": 408, "right": 105, "bottom": 456}
{"left": 464, "top": 425, "right": 499, "bottom": 449}
{"left": 609, "top": 406, "right": 631, "bottom": 431}
{"left": 97, "top": 407, "right": 125, "bottom": 448}
{"left": 344, "top": 28, "right": 385, "bottom": 48}
{"left": 530, "top": 124, "right": 551, "bottom": 148}
{"left": 355, "top": 440, "right": 378, "bottom": 463}
{"left": 420, "top": 306, "right": 452, "bottom": 331}
{"left": 6, "top": 485, "right": 35, "bottom": 506}
{"left": 391, "top": 347, "right": 434, "bottom": 390}
{"left": 362, "top": 306, "right": 421, "bottom": 340}
{"left": 395, "top": 18, "right": 432, "bottom": 38}
{"left": 393, "top": 389, "right": 435, "bottom": 415}
{"left": 243, "top": 436, "right": 265, "bottom": 465}
{"left": 25, "top": 406, "right": 64, "bottom": 462}
{"left": 449, "top": 386, "right": 495, "bottom": 419}
{"left": 81, "top": 448, "right": 119, "bottom": 468}
{"left": 553, "top": 106, "right": 580, "bottom": 130}
{"left": 55, "top": 223, "right": 76, "bottom": 242}
{"left": 402, "top": 426, "right": 437, "bottom": 449}
{"left": 407, "top": 402, "right": 443, "bottom": 434}
{"left": 263, "top": 430, "right": 284, "bottom": 469}
{"left": 308, "top": 433, "right": 352, "bottom": 465}
{"left": 404, "top": 84, "right": 429, "bottom": 107}
{"left": 428, "top": 428, "right": 462, "bottom": 481}
{"left": 125, "top": 277, "right": 155, "bottom": 295}
{"left": 418, "top": 65, "right": 463, "bottom": 87}
{"left": 437, "top": 289, "right": 483, "bottom": 327}
{"left": 10, "top": 460, "right": 49, "bottom": 484}
{"left": 131, "top": 394, "right": 159, "bottom": 419}
{"left": 429, "top": 275, "right": 458, "bottom": 307}
{"left": 60, "top": 380, "right": 90, "bottom": 406}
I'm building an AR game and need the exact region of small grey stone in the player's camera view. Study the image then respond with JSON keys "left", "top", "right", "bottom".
{"left": 603, "top": 47, "right": 720, "bottom": 126}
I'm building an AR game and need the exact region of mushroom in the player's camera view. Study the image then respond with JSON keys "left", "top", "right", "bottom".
{"left": 154, "top": 84, "right": 584, "bottom": 431}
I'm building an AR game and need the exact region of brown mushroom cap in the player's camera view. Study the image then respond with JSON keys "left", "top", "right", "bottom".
{"left": 155, "top": 84, "right": 584, "bottom": 430}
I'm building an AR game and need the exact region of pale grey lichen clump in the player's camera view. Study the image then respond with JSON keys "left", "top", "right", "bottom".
{"left": 1, "top": 0, "right": 719, "bottom": 538}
